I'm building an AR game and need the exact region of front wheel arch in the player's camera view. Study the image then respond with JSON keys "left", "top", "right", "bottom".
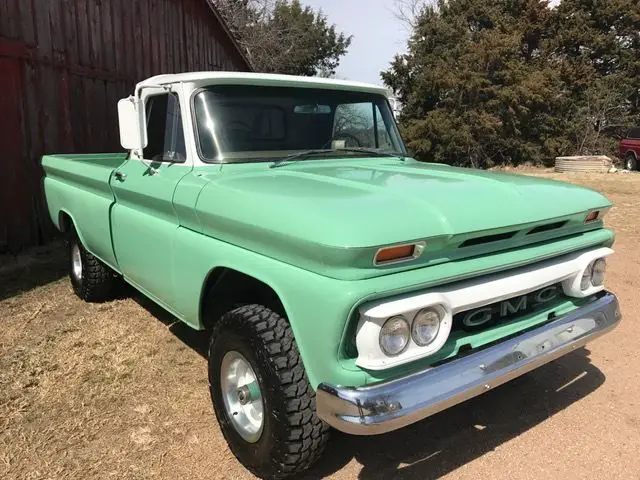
{"left": 200, "top": 267, "right": 288, "bottom": 331}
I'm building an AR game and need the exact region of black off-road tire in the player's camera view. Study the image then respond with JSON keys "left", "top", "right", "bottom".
{"left": 68, "top": 232, "right": 115, "bottom": 302}
{"left": 208, "top": 304, "right": 330, "bottom": 479}
{"left": 626, "top": 152, "right": 637, "bottom": 171}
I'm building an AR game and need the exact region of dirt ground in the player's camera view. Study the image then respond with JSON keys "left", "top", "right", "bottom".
{"left": 1, "top": 170, "right": 639, "bottom": 480}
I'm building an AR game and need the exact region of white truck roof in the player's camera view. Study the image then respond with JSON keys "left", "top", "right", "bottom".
{"left": 136, "top": 71, "right": 388, "bottom": 95}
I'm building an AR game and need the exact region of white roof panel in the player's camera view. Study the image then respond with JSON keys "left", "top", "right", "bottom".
{"left": 136, "top": 71, "right": 388, "bottom": 95}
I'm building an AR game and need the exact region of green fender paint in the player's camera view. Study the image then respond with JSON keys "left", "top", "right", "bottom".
{"left": 42, "top": 153, "right": 614, "bottom": 390}
{"left": 193, "top": 159, "right": 612, "bottom": 281}
{"left": 42, "top": 153, "right": 126, "bottom": 269}
{"left": 110, "top": 159, "right": 193, "bottom": 305}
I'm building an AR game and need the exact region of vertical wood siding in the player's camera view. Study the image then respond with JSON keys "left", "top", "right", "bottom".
{"left": 0, "top": 0, "right": 250, "bottom": 251}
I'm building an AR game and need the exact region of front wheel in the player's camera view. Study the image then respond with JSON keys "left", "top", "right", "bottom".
{"left": 208, "top": 304, "right": 329, "bottom": 479}
{"left": 626, "top": 153, "right": 637, "bottom": 171}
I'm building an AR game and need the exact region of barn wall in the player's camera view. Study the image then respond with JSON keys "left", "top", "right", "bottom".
{"left": 0, "top": 0, "right": 250, "bottom": 252}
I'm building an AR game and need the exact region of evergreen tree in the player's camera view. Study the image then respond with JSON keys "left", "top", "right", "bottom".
{"left": 383, "top": 0, "right": 556, "bottom": 167}
{"left": 384, "top": 0, "right": 640, "bottom": 165}
{"left": 549, "top": 0, "right": 640, "bottom": 155}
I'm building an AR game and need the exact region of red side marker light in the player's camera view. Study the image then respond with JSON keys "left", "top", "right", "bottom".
{"left": 375, "top": 244, "right": 417, "bottom": 265}
{"left": 585, "top": 211, "right": 600, "bottom": 223}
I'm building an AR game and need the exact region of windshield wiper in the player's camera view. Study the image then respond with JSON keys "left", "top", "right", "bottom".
{"left": 270, "top": 148, "right": 406, "bottom": 169}
{"left": 336, "top": 148, "right": 407, "bottom": 158}
{"left": 270, "top": 149, "right": 335, "bottom": 168}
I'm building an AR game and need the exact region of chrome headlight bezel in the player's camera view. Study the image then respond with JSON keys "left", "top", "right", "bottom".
{"left": 379, "top": 316, "right": 411, "bottom": 356}
{"left": 411, "top": 308, "right": 441, "bottom": 346}
{"left": 563, "top": 251, "right": 612, "bottom": 298}
{"left": 580, "top": 262, "right": 593, "bottom": 290}
{"left": 578, "top": 258, "right": 607, "bottom": 291}
{"left": 591, "top": 258, "right": 606, "bottom": 286}
{"left": 357, "top": 294, "right": 453, "bottom": 370}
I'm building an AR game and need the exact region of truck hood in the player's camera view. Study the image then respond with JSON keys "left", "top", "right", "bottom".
{"left": 194, "top": 159, "right": 611, "bottom": 279}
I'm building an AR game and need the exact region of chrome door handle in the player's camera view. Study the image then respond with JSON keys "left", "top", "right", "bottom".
{"left": 114, "top": 171, "right": 127, "bottom": 181}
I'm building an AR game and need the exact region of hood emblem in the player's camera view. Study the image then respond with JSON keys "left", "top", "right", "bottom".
{"left": 459, "top": 284, "right": 561, "bottom": 332}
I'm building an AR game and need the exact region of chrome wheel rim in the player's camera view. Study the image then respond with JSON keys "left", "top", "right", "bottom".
{"left": 627, "top": 157, "right": 636, "bottom": 171}
{"left": 220, "top": 351, "right": 264, "bottom": 443}
{"left": 71, "top": 243, "right": 82, "bottom": 281}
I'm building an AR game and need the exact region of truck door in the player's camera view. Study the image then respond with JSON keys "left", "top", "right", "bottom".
{"left": 110, "top": 90, "right": 191, "bottom": 308}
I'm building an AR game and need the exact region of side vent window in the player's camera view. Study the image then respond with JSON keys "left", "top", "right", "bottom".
{"left": 143, "top": 93, "right": 187, "bottom": 162}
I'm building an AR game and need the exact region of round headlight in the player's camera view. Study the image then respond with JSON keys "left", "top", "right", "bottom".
{"left": 591, "top": 258, "right": 606, "bottom": 286}
{"left": 412, "top": 308, "right": 441, "bottom": 346}
{"left": 379, "top": 316, "right": 410, "bottom": 356}
{"left": 580, "top": 263, "right": 593, "bottom": 290}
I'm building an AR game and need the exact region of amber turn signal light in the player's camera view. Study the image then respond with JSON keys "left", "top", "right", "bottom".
{"left": 375, "top": 243, "right": 423, "bottom": 265}
{"left": 585, "top": 210, "right": 600, "bottom": 223}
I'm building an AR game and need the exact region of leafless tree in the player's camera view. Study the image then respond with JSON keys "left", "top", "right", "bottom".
{"left": 213, "top": 0, "right": 351, "bottom": 76}
{"left": 391, "top": 0, "right": 436, "bottom": 31}
{"left": 214, "top": 0, "right": 277, "bottom": 68}
{"left": 575, "top": 76, "right": 632, "bottom": 156}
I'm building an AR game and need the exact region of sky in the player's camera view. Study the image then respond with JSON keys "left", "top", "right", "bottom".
{"left": 303, "top": 0, "right": 561, "bottom": 86}
{"left": 304, "top": 0, "right": 411, "bottom": 86}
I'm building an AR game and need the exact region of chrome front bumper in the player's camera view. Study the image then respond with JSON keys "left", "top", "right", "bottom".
{"left": 317, "top": 292, "right": 621, "bottom": 435}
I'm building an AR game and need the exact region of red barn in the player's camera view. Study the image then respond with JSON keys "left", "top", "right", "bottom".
{"left": 0, "top": 0, "right": 251, "bottom": 252}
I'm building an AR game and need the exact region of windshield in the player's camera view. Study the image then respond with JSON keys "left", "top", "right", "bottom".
{"left": 193, "top": 85, "right": 406, "bottom": 163}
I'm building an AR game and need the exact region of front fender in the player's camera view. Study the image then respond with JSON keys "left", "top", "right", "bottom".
{"left": 170, "top": 226, "right": 616, "bottom": 390}
{"left": 170, "top": 226, "right": 367, "bottom": 389}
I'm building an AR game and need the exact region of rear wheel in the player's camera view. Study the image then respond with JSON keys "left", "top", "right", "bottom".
{"left": 626, "top": 153, "right": 637, "bottom": 171}
{"left": 208, "top": 304, "right": 329, "bottom": 479}
{"left": 68, "top": 232, "right": 116, "bottom": 302}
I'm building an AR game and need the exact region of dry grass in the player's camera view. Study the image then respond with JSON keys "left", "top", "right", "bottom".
{"left": 1, "top": 171, "right": 639, "bottom": 480}
{"left": 1, "top": 248, "right": 236, "bottom": 479}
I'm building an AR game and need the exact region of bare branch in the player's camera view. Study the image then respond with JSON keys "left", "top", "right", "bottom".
{"left": 212, "top": 0, "right": 351, "bottom": 76}
{"left": 390, "top": 0, "right": 436, "bottom": 31}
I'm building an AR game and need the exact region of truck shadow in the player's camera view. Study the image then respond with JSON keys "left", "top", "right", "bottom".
{"left": 0, "top": 239, "right": 67, "bottom": 302}
{"left": 305, "top": 347, "right": 604, "bottom": 479}
{"left": 131, "top": 292, "right": 605, "bottom": 480}
{"left": 132, "top": 291, "right": 210, "bottom": 356}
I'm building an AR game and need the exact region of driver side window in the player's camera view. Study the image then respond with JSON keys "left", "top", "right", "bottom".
{"left": 143, "top": 93, "right": 187, "bottom": 162}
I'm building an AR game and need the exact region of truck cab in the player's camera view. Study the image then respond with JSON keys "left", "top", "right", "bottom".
{"left": 42, "top": 72, "right": 621, "bottom": 479}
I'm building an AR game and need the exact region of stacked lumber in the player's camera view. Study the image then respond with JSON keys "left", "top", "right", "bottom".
{"left": 555, "top": 155, "right": 613, "bottom": 173}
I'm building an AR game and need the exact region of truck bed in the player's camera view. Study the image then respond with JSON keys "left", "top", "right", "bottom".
{"left": 42, "top": 153, "right": 127, "bottom": 270}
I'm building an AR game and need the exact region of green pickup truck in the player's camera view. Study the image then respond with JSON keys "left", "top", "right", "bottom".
{"left": 42, "top": 72, "right": 621, "bottom": 479}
